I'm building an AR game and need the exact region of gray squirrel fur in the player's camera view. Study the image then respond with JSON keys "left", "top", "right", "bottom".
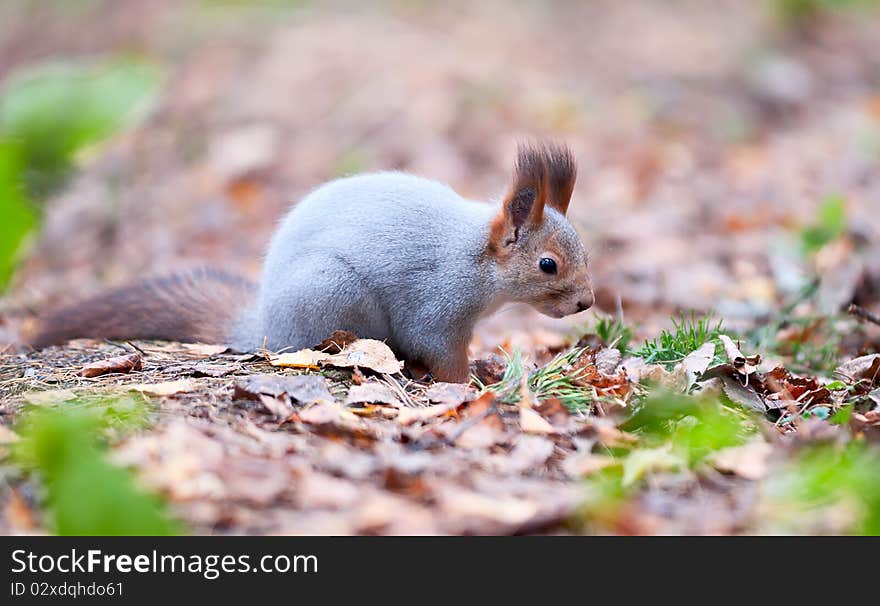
{"left": 232, "top": 142, "right": 593, "bottom": 381}
{"left": 32, "top": 142, "right": 593, "bottom": 383}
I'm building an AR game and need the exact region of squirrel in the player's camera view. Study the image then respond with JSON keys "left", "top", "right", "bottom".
{"left": 30, "top": 142, "right": 594, "bottom": 383}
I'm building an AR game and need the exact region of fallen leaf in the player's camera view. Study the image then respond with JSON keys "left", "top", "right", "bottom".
{"left": 519, "top": 406, "right": 556, "bottom": 435}
{"left": 269, "top": 349, "right": 330, "bottom": 369}
{"left": 835, "top": 354, "right": 880, "bottom": 386}
{"left": 259, "top": 394, "right": 293, "bottom": 419}
{"left": 711, "top": 441, "right": 772, "bottom": 480}
{"left": 313, "top": 330, "right": 359, "bottom": 353}
{"left": 716, "top": 374, "right": 767, "bottom": 413}
{"left": 344, "top": 382, "right": 402, "bottom": 407}
{"left": 469, "top": 354, "right": 507, "bottom": 385}
{"left": 129, "top": 379, "right": 195, "bottom": 397}
{"left": 299, "top": 402, "right": 361, "bottom": 427}
{"left": 395, "top": 403, "right": 457, "bottom": 426}
{"left": 323, "top": 339, "right": 404, "bottom": 375}
{"left": 503, "top": 435, "right": 555, "bottom": 473}
{"left": 425, "top": 382, "right": 473, "bottom": 406}
{"left": 454, "top": 421, "right": 507, "bottom": 449}
{"left": 438, "top": 488, "right": 539, "bottom": 526}
{"left": 681, "top": 342, "right": 716, "bottom": 388}
{"left": 719, "top": 335, "right": 760, "bottom": 377}
{"left": 234, "top": 374, "right": 334, "bottom": 405}
{"left": 79, "top": 353, "right": 142, "bottom": 378}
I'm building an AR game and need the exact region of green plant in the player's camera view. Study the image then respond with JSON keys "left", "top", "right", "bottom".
{"left": 765, "top": 441, "right": 880, "bottom": 535}
{"left": 476, "top": 348, "right": 525, "bottom": 402}
{"left": 771, "top": 0, "right": 880, "bottom": 26}
{"left": 0, "top": 141, "right": 36, "bottom": 288}
{"left": 634, "top": 313, "right": 725, "bottom": 368}
{"left": 0, "top": 57, "right": 162, "bottom": 197}
{"left": 12, "top": 400, "right": 178, "bottom": 535}
{"left": 592, "top": 315, "right": 633, "bottom": 353}
{"left": 799, "top": 194, "right": 847, "bottom": 255}
{"left": 621, "top": 392, "right": 754, "bottom": 465}
{"left": 0, "top": 56, "right": 162, "bottom": 291}
{"left": 530, "top": 347, "right": 597, "bottom": 412}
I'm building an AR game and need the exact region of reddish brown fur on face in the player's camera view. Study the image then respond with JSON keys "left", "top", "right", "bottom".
{"left": 489, "top": 142, "right": 577, "bottom": 256}
{"left": 29, "top": 268, "right": 255, "bottom": 348}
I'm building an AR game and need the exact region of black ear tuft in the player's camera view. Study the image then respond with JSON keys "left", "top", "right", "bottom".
{"left": 509, "top": 186, "right": 537, "bottom": 229}
{"left": 544, "top": 142, "right": 577, "bottom": 215}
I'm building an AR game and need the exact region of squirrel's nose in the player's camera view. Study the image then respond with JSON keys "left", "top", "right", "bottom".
{"left": 576, "top": 291, "right": 595, "bottom": 312}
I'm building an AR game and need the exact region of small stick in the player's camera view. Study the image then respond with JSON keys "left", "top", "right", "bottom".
{"left": 848, "top": 304, "right": 880, "bottom": 327}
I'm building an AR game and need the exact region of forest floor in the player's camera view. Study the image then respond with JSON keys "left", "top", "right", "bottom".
{"left": 2, "top": 0, "right": 880, "bottom": 534}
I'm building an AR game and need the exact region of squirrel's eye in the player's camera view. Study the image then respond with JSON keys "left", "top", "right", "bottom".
{"left": 539, "top": 257, "right": 557, "bottom": 275}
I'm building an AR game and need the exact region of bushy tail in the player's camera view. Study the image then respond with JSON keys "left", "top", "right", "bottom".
{"left": 30, "top": 268, "right": 256, "bottom": 348}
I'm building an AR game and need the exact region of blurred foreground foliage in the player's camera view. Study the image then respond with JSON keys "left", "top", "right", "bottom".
{"left": 765, "top": 442, "right": 880, "bottom": 535}
{"left": 0, "top": 57, "right": 162, "bottom": 290}
{"left": 13, "top": 397, "right": 179, "bottom": 535}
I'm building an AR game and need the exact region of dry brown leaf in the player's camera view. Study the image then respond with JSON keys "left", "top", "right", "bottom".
{"left": 235, "top": 374, "right": 333, "bottom": 404}
{"left": 835, "top": 354, "right": 880, "bottom": 385}
{"left": 344, "top": 382, "right": 402, "bottom": 407}
{"left": 269, "top": 348, "right": 331, "bottom": 369}
{"left": 681, "top": 342, "right": 716, "bottom": 386}
{"left": 438, "top": 488, "right": 539, "bottom": 526}
{"left": 129, "top": 379, "right": 195, "bottom": 397}
{"left": 711, "top": 441, "right": 772, "bottom": 480}
{"left": 323, "top": 339, "right": 404, "bottom": 375}
{"left": 470, "top": 354, "right": 507, "bottom": 385}
{"left": 395, "top": 403, "right": 457, "bottom": 426}
{"left": 454, "top": 421, "right": 507, "bottom": 449}
{"left": 425, "top": 382, "right": 473, "bottom": 406}
{"left": 719, "top": 335, "right": 760, "bottom": 377}
{"left": 298, "top": 402, "right": 362, "bottom": 427}
{"left": 519, "top": 406, "right": 556, "bottom": 435}
{"left": 79, "top": 353, "right": 142, "bottom": 378}
{"left": 259, "top": 393, "right": 294, "bottom": 419}
{"left": 313, "top": 330, "right": 359, "bottom": 353}
{"left": 503, "top": 435, "right": 555, "bottom": 473}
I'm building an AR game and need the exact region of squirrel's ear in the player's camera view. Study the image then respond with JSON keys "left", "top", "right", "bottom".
{"left": 489, "top": 144, "right": 548, "bottom": 251}
{"left": 544, "top": 142, "right": 577, "bottom": 216}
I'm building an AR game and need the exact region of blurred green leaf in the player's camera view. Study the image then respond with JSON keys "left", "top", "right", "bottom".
{"left": 0, "top": 140, "right": 36, "bottom": 289}
{"left": 622, "top": 392, "right": 754, "bottom": 465}
{"left": 0, "top": 56, "right": 162, "bottom": 291}
{"left": 0, "top": 57, "right": 162, "bottom": 198}
{"left": 13, "top": 403, "right": 178, "bottom": 536}
{"left": 799, "top": 194, "right": 847, "bottom": 255}
{"left": 767, "top": 442, "right": 880, "bottom": 535}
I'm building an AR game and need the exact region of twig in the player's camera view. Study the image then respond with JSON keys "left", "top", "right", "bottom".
{"left": 848, "top": 304, "right": 880, "bottom": 328}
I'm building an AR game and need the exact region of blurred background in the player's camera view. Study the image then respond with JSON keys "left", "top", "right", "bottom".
{"left": 2, "top": 0, "right": 880, "bottom": 356}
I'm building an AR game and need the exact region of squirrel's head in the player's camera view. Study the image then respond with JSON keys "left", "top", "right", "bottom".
{"left": 487, "top": 142, "right": 593, "bottom": 319}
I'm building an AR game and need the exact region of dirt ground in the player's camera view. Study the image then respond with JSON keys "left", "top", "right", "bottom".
{"left": 2, "top": 0, "right": 880, "bottom": 535}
